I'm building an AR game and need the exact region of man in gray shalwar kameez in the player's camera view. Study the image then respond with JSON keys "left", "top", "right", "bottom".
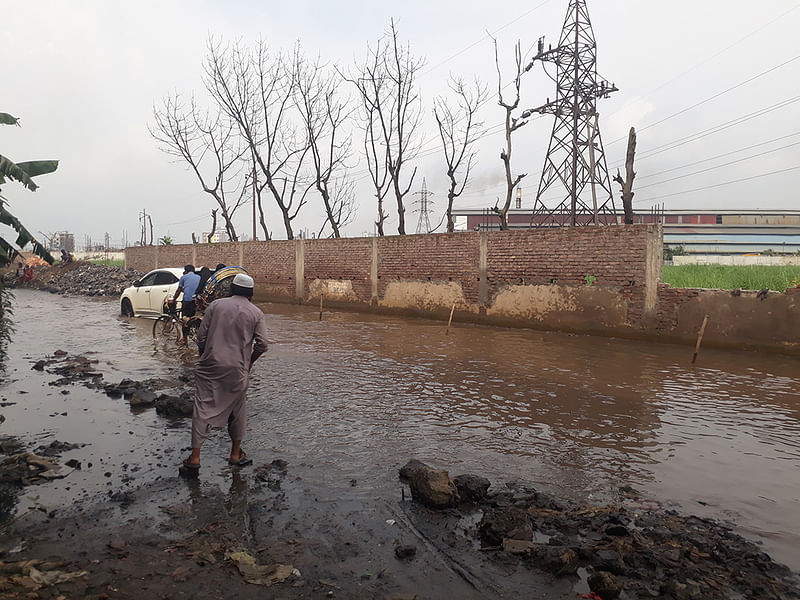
{"left": 181, "top": 273, "right": 268, "bottom": 472}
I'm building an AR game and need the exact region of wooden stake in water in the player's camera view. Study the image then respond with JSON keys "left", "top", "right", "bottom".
{"left": 319, "top": 294, "right": 324, "bottom": 321}
{"left": 445, "top": 303, "right": 456, "bottom": 335}
{"left": 692, "top": 314, "right": 710, "bottom": 365}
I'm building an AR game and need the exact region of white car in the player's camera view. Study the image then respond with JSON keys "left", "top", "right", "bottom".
{"left": 120, "top": 267, "right": 185, "bottom": 317}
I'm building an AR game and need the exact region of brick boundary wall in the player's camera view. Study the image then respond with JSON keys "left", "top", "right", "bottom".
{"left": 124, "top": 225, "right": 800, "bottom": 354}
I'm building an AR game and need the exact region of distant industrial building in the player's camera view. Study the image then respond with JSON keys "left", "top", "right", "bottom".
{"left": 453, "top": 209, "right": 800, "bottom": 255}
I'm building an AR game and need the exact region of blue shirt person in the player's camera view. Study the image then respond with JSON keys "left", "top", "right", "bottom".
{"left": 172, "top": 264, "right": 202, "bottom": 320}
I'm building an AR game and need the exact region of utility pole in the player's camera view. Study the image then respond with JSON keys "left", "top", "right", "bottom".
{"left": 414, "top": 178, "right": 434, "bottom": 234}
{"left": 139, "top": 209, "right": 147, "bottom": 246}
{"left": 526, "top": 0, "right": 618, "bottom": 227}
{"left": 251, "top": 152, "right": 257, "bottom": 241}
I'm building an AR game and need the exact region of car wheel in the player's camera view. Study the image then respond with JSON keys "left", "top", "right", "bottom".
{"left": 121, "top": 298, "right": 134, "bottom": 317}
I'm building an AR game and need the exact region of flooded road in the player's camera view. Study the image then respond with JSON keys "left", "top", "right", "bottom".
{"left": 2, "top": 289, "right": 799, "bottom": 572}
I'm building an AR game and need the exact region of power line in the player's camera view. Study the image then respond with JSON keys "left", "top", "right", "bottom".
{"left": 456, "top": 133, "right": 800, "bottom": 210}
{"left": 636, "top": 131, "right": 800, "bottom": 179}
{"left": 637, "top": 140, "right": 800, "bottom": 190}
{"left": 632, "top": 95, "right": 800, "bottom": 162}
{"left": 607, "top": 55, "right": 800, "bottom": 147}
{"left": 635, "top": 165, "right": 800, "bottom": 204}
{"left": 456, "top": 113, "right": 800, "bottom": 207}
{"left": 602, "top": 3, "right": 800, "bottom": 129}
{"left": 420, "top": 0, "right": 555, "bottom": 77}
{"left": 162, "top": 212, "right": 209, "bottom": 227}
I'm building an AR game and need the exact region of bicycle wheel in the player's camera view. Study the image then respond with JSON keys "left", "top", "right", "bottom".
{"left": 185, "top": 317, "right": 203, "bottom": 344}
{"left": 153, "top": 316, "right": 179, "bottom": 342}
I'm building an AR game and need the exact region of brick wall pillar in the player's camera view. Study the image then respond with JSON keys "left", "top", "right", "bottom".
{"left": 479, "top": 232, "right": 488, "bottom": 307}
{"left": 371, "top": 238, "right": 378, "bottom": 305}
{"left": 644, "top": 225, "right": 663, "bottom": 323}
{"left": 295, "top": 239, "right": 305, "bottom": 300}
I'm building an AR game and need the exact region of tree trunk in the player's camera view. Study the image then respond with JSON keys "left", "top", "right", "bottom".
{"left": 613, "top": 127, "right": 637, "bottom": 225}
{"left": 622, "top": 127, "right": 637, "bottom": 225}
{"left": 208, "top": 209, "right": 218, "bottom": 243}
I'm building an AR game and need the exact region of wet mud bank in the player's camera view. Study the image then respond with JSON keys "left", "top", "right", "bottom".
{"left": 1, "top": 353, "right": 798, "bottom": 598}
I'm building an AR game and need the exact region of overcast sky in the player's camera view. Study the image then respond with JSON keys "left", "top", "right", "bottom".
{"left": 3, "top": 0, "right": 799, "bottom": 248}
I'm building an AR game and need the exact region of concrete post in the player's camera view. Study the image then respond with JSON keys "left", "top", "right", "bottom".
{"left": 191, "top": 244, "right": 196, "bottom": 266}
{"left": 643, "top": 224, "right": 663, "bottom": 324}
{"left": 295, "top": 239, "right": 305, "bottom": 300}
{"left": 238, "top": 242, "right": 244, "bottom": 267}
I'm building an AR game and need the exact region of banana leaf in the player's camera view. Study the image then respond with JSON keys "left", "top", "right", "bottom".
{"left": 0, "top": 113, "right": 19, "bottom": 126}
{"left": 0, "top": 205, "right": 54, "bottom": 266}
{"left": 0, "top": 155, "right": 58, "bottom": 191}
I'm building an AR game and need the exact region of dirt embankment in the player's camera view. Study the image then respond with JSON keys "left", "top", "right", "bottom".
{"left": 6, "top": 262, "right": 143, "bottom": 297}
{"left": 0, "top": 352, "right": 798, "bottom": 599}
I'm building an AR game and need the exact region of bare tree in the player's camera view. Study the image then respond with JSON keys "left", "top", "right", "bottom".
{"left": 433, "top": 76, "right": 488, "bottom": 232}
{"left": 348, "top": 20, "right": 424, "bottom": 235}
{"left": 613, "top": 127, "right": 637, "bottom": 225}
{"left": 314, "top": 175, "right": 355, "bottom": 238}
{"left": 203, "top": 38, "right": 312, "bottom": 240}
{"left": 296, "top": 55, "right": 355, "bottom": 238}
{"left": 491, "top": 39, "right": 528, "bottom": 230}
{"left": 363, "top": 99, "right": 391, "bottom": 235}
{"left": 150, "top": 94, "right": 247, "bottom": 241}
{"left": 208, "top": 209, "right": 218, "bottom": 242}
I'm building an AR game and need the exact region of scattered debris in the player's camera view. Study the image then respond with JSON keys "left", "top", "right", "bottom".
{"left": 399, "top": 463, "right": 800, "bottom": 600}
{"left": 16, "top": 262, "right": 143, "bottom": 297}
{"left": 228, "top": 551, "right": 295, "bottom": 586}
{"left": 0, "top": 453, "right": 70, "bottom": 485}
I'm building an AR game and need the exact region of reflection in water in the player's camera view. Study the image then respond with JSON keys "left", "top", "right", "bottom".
{"left": 248, "top": 303, "right": 800, "bottom": 568}
{"left": 2, "top": 290, "right": 799, "bottom": 570}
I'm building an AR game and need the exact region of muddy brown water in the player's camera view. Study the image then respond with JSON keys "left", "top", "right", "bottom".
{"left": 2, "top": 289, "right": 799, "bottom": 574}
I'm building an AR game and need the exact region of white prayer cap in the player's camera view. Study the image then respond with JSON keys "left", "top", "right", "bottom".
{"left": 232, "top": 273, "right": 255, "bottom": 288}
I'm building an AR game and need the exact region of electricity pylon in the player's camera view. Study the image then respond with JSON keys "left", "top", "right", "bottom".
{"left": 414, "top": 178, "right": 434, "bottom": 234}
{"left": 527, "top": 0, "right": 619, "bottom": 226}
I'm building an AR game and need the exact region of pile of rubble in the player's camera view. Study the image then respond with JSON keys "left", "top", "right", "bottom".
{"left": 400, "top": 460, "right": 800, "bottom": 600}
{"left": 22, "top": 262, "right": 144, "bottom": 297}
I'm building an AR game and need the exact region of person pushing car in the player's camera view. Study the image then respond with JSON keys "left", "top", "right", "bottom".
{"left": 170, "top": 264, "right": 201, "bottom": 343}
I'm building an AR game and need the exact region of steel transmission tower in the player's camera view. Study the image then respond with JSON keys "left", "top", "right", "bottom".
{"left": 414, "top": 178, "right": 434, "bottom": 234}
{"left": 528, "top": 0, "right": 618, "bottom": 226}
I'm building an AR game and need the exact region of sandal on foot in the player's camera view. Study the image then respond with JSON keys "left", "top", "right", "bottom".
{"left": 228, "top": 451, "right": 253, "bottom": 467}
{"left": 179, "top": 459, "right": 200, "bottom": 478}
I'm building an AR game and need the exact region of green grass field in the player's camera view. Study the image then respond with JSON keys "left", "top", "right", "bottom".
{"left": 662, "top": 264, "right": 800, "bottom": 291}
{"left": 88, "top": 258, "right": 124, "bottom": 268}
